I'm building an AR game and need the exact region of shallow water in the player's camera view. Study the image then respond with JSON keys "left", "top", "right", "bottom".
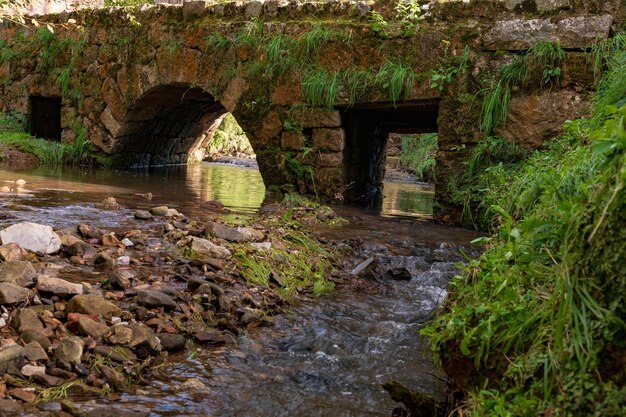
{"left": 0, "top": 162, "right": 476, "bottom": 416}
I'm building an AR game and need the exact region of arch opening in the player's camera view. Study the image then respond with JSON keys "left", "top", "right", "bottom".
{"left": 340, "top": 100, "right": 440, "bottom": 209}
{"left": 115, "top": 83, "right": 227, "bottom": 167}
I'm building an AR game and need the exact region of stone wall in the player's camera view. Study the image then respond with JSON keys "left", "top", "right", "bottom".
{"left": 0, "top": 0, "right": 621, "bottom": 220}
{"left": 1, "top": 0, "right": 103, "bottom": 16}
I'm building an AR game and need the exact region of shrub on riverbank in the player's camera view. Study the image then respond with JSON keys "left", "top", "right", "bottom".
{"left": 397, "top": 133, "right": 438, "bottom": 182}
{"left": 423, "top": 39, "right": 626, "bottom": 416}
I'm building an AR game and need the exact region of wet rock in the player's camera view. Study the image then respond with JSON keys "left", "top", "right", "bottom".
{"left": 66, "top": 241, "right": 97, "bottom": 258}
{"left": 0, "top": 345, "right": 25, "bottom": 374}
{"left": 186, "top": 236, "right": 231, "bottom": 259}
{"left": 0, "top": 399, "right": 23, "bottom": 415}
{"left": 192, "top": 328, "right": 228, "bottom": 346}
{"left": 23, "top": 342, "right": 48, "bottom": 362}
{"left": 101, "top": 233, "right": 120, "bottom": 247}
{"left": 14, "top": 308, "right": 44, "bottom": 333}
{"left": 94, "top": 345, "right": 136, "bottom": 363}
{"left": 351, "top": 257, "right": 378, "bottom": 277}
{"left": 205, "top": 222, "right": 264, "bottom": 243}
{"left": 149, "top": 206, "right": 169, "bottom": 217}
{"left": 0, "top": 283, "right": 35, "bottom": 304}
{"left": 136, "top": 290, "right": 177, "bottom": 310}
{"left": 99, "top": 197, "right": 123, "bottom": 210}
{"left": 94, "top": 252, "right": 114, "bottom": 269}
{"left": 382, "top": 381, "right": 445, "bottom": 417}
{"left": 0, "top": 243, "right": 25, "bottom": 262}
{"left": 380, "top": 267, "right": 412, "bottom": 281}
{"left": 60, "top": 399, "right": 88, "bottom": 417}
{"left": 0, "top": 261, "right": 37, "bottom": 286}
{"left": 133, "top": 210, "right": 153, "bottom": 220}
{"left": 10, "top": 387, "right": 36, "bottom": 403}
{"left": 156, "top": 333, "right": 186, "bottom": 352}
{"left": 108, "top": 270, "right": 132, "bottom": 290}
{"left": 19, "top": 329, "right": 51, "bottom": 350}
{"left": 77, "top": 317, "right": 109, "bottom": 339}
{"left": 77, "top": 224, "right": 103, "bottom": 240}
{"left": 199, "top": 200, "right": 226, "bottom": 212}
{"left": 0, "top": 222, "right": 61, "bottom": 255}
{"left": 54, "top": 336, "right": 84, "bottom": 365}
{"left": 100, "top": 365, "right": 126, "bottom": 391}
{"left": 108, "top": 323, "right": 161, "bottom": 354}
{"left": 66, "top": 295, "right": 122, "bottom": 318}
{"left": 37, "top": 275, "right": 84, "bottom": 296}
{"left": 173, "top": 377, "right": 209, "bottom": 392}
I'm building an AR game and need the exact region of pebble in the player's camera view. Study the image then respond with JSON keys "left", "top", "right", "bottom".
{"left": 121, "top": 238, "right": 134, "bottom": 247}
{"left": 116, "top": 256, "right": 131, "bottom": 266}
{"left": 20, "top": 364, "right": 46, "bottom": 377}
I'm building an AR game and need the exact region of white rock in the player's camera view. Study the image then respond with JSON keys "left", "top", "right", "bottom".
{"left": 0, "top": 222, "right": 61, "bottom": 254}
{"left": 121, "top": 238, "right": 134, "bottom": 247}
{"left": 250, "top": 242, "right": 272, "bottom": 251}
{"left": 21, "top": 364, "right": 46, "bottom": 377}
{"left": 36, "top": 275, "right": 83, "bottom": 296}
{"left": 0, "top": 318, "right": 6, "bottom": 328}
{"left": 111, "top": 317, "right": 122, "bottom": 325}
{"left": 116, "top": 256, "right": 130, "bottom": 266}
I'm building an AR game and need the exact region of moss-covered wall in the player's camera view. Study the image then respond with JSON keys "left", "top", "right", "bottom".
{"left": 0, "top": 0, "right": 620, "bottom": 220}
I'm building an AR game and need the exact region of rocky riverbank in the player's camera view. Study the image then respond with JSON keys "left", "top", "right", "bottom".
{"left": 0, "top": 198, "right": 355, "bottom": 415}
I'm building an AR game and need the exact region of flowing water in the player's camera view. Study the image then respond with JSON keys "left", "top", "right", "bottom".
{"left": 0, "top": 162, "right": 478, "bottom": 417}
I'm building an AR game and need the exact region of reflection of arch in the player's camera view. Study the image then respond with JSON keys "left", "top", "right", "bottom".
{"left": 114, "top": 83, "right": 227, "bottom": 167}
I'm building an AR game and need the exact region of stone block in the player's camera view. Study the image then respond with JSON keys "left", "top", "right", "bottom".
{"left": 312, "top": 128, "right": 345, "bottom": 152}
{"left": 317, "top": 152, "right": 343, "bottom": 168}
{"left": 281, "top": 131, "right": 306, "bottom": 150}
{"left": 245, "top": 1, "right": 263, "bottom": 18}
{"left": 314, "top": 167, "right": 343, "bottom": 195}
{"left": 100, "top": 106, "right": 121, "bottom": 137}
{"left": 484, "top": 15, "right": 613, "bottom": 50}
{"left": 182, "top": 1, "right": 207, "bottom": 18}
{"left": 297, "top": 109, "right": 342, "bottom": 128}
{"left": 503, "top": 0, "right": 571, "bottom": 12}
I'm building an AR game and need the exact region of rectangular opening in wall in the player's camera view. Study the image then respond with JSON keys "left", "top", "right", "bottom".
{"left": 29, "top": 96, "right": 62, "bottom": 141}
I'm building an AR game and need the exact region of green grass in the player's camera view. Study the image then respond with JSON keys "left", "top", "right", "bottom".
{"left": 298, "top": 25, "right": 333, "bottom": 60}
{"left": 343, "top": 69, "right": 373, "bottom": 106}
{"left": 301, "top": 69, "right": 340, "bottom": 109}
{"left": 423, "top": 38, "right": 626, "bottom": 417}
{"left": 234, "top": 227, "right": 335, "bottom": 298}
{"left": 0, "top": 112, "right": 95, "bottom": 166}
{"left": 375, "top": 59, "right": 417, "bottom": 106}
{"left": 397, "top": 133, "right": 438, "bottom": 181}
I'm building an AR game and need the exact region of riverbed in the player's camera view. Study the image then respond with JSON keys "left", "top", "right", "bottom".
{"left": 0, "top": 162, "right": 478, "bottom": 417}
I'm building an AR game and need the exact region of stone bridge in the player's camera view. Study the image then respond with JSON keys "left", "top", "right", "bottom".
{"left": 0, "top": 0, "right": 622, "bottom": 218}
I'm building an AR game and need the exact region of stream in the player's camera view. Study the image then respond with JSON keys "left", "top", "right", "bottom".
{"left": 0, "top": 162, "right": 478, "bottom": 417}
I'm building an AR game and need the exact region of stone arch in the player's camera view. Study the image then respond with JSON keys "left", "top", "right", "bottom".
{"left": 111, "top": 83, "right": 228, "bottom": 167}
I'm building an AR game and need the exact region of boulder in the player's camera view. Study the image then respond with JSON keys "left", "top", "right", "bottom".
{"left": 66, "top": 295, "right": 122, "bottom": 317}
{"left": 185, "top": 236, "right": 231, "bottom": 260}
{"left": 109, "top": 270, "right": 133, "bottom": 290}
{"left": 108, "top": 323, "right": 161, "bottom": 354}
{"left": 54, "top": 336, "right": 84, "bottom": 365}
{"left": 133, "top": 210, "right": 153, "bottom": 220}
{"left": 149, "top": 206, "right": 169, "bottom": 217}
{"left": 36, "top": 275, "right": 83, "bottom": 296}
{"left": 0, "top": 399, "right": 23, "bottom": 415}
{"left": 0, "top": 222, "right": 61, "bottom": 254}
{"left": 14, "top": 308, "right": 44, "bottom": 333}
{"left": 100, "top": 365, "right": 126, "bottom": 390}
{"left": 136, "top": 290, "right": 178, "bottom": 310}
{"left": 205, "top": 222, "right": 264, "bottom": 243}
{"left": 0, "top": 344, "right": 25, "bottom": 374}
{"left": 77, "top": 317, "right": 109, "bottom": 339}
{"left": 23, "top": 341, "right": 48, "bottom": 362}
{"left": 66, "top": 241, "right": 97, "bottom": 258}
{"left": 19, "top": 329, "right": 51, "bottom": 350}
{"left": 0, "top": 243, "right": 25, "bottom": 262}
{"left": 0, "top": 261, "right": 37, "bottom": 287}
{"left": 0, "top": 283, "right": 35, "bottom": 304}
{"left": 156, "top": 333, "right": 186, "bottom": 352}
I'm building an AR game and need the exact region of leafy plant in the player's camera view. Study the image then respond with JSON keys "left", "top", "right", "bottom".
{"left": 398, "top": 133, "right": 438, "bottom": 181}
{"left": 429, "top": 46, "right": 471, "bottom": 92}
